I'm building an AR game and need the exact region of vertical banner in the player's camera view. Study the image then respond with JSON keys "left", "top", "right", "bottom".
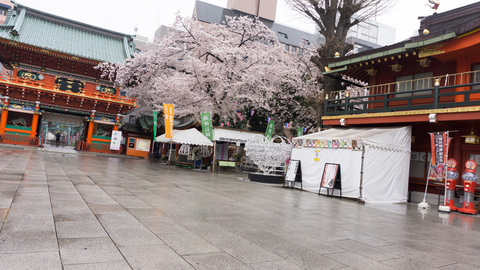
{"left": 429, "top": 132, "right": 448, "bottom": 181}
{"left": 265, "top": 120, "right": 275, "bottom": 140}
{"left": 297, "top": 127, "right": 303, "bottom": 137}
{"left": 110, "top": 130, "right": 122, "bottom": 150}
{"left": 153, "top": 111, "right": 157, "bottom": 140}
{"left": 163, "top": 104, "right": 174, "bottom": 139}
{"left": 200, "top": 112, "right": 213, "bottom": 141}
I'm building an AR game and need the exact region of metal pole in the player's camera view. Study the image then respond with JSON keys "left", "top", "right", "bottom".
{"left": 358, "top": 145, "right": 365, "bottom": 202}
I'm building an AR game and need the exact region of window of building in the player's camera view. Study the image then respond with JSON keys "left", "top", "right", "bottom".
{"left": 0, "top": 7, "right": 8, "bottom": 16}
{"left": 291, "top": 46, "right": 296, "bottom": 54}
{"left": 395, "top": 72, "right": 433, "bottom": 97}
{"left": 284, "top": 44, "right": 289, "bottom": 52}
{"left": 410, "top": 151, "right": 428, "bottom": 179}
{"left": 278, "top": 32, "right": 288, "bottom": 39}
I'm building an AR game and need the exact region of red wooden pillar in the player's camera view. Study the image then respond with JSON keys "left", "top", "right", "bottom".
{"left": 30, "top": 101, "right": 41, "bottom": 137}
{"left": 0, "top": 97, "right": 9, "bottom": 135}
{"left": 455, "top": 57, "right": 470, "bottom": 102}
{"left": 86, "top": 110, "right": 95, "bottom": 144}
{"left": 113, "top": 114, "right": 121, "bottom": 131}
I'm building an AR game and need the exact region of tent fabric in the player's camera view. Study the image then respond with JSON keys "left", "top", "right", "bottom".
{"left": 291, "top": 126, "right": 411, "bottom": 203}
{"left": 155, "top": 128, "right": 213, "bottom": 146}
{"left": 213, "top": 128, "right": 263, "bottom": 142}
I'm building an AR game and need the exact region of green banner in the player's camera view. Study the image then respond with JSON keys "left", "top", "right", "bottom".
{"left": 153, "top": 111, "right": 157, "bottom": 139}
{"left": 200, "top": 112, "right": 213, "bottom": 140}
{"left": 297, "top": 127, "right": 303, "bottom": 137}
{"left": 265, "top": 120, "right": 275, "bottom": 140}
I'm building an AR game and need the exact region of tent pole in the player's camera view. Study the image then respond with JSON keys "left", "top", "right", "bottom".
{"left": 168, "top": 141, "right": 172, "bottom": 167}
{"left": 358, "top": 145, "right": 365, "bottom": 204}
{"left": 212, "top": 140, "right": 216, "bottom": 173}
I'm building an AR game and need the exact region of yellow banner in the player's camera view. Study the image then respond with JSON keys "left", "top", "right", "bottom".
{"left": 163, "top": 104, "right": 174, "bottom": 139}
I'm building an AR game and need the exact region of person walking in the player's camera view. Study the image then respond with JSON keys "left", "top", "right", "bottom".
{"left": 55, "top": 132, "right": 61, "bottom": 147}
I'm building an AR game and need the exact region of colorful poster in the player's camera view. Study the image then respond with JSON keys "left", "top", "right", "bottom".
{"left": 321, "top": 163, "right": 339, "bottom": 188}
{"left": 200, "top": 112, "right": 213, "bottom": 141}
{"left": 163, "top": 104, "right": 174, "bottom": 139}
{"left": 265, "top": 120, "right": 275, "bottom": 139}
{"left": 428, "top": 132, "right": 449, "bottom": 181}
{"left": 153, "top": 111, "right": 157, "bottom": 139}
{"left": 110, "top": 130, "right": 122, "bottom": 150}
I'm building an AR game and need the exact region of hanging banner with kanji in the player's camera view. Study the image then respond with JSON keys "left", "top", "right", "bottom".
{"left": 428, "top": 131, "right": 449, "bottom": 181}
{"left": 297, "top": 127, "right": 303, "bottom": 137}
{"left": 200, "top": 112, "right": 213, "bottom": 141}
{"left": 153, "top": 111, "right": 157, "bottom": 140}
{"left": 163, "top": 104, "right": 174, "bottom": 139}
{"left": 265, "top": 120, "right": 275, "bottom": 140}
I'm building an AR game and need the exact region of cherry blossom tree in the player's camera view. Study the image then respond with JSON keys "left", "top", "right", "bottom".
{"left": 98, "top": 15, "right": 321, "bottom": 126}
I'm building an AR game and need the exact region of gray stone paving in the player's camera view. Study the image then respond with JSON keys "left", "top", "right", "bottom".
{"left": 1, "top": 147, "right": 480, "bottom": 269}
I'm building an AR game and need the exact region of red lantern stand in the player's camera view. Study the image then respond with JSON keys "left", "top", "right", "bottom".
{"left": 439, "top": 158, "right": 459, "bottom": 212}
{"left": 458, "top": 160, "right": 478, "bottom": 215}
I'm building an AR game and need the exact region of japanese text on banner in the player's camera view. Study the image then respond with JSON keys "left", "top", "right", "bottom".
{"left": 265, "top": 120, "right": 275, "bottom": 139}
{"left": 163, "top": 104, "right": 174, "bottom": 139}
{"left": 200, "top": 112, "right": 213, "bottom": 141}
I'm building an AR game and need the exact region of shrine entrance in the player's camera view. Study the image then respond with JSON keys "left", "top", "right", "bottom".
{"left": 40, "top": 112, "right": 85, "bottom": 148}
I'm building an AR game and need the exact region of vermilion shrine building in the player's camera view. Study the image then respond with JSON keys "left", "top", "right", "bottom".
{"left": 0, "top": 3, "right": 136, "bottom": 153}
{"left": 321, "top": 3, "right": 480, "bottom": 202}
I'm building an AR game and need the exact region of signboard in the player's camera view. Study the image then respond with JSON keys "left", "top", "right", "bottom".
{"left": 128, "top": 138, "right": 135, "bottom": 148}
{"left": 265, "top": 120, "right": 275, "bottom": 139}
{"left": 320, "top": 163, "right": 339, "bottom": 188}
{"left": 163, "top": 103, "right": 174, "bottom": 139}
{"left": 319, "top": 163, "right": 342, "bottom": 197}
{"left": 110, "top": 130, "right": 122, "bottom": 150}
{"left": 285, "top": 159, "right": 300, "bottom": 182}
{"left": 284, "top": 159, "right": 302, "bottom": 189}
{"left": 200, "top": 112, "right": 213, "bottom": 141}
{"left": 135, "top": 138, "right": 151, "bottom": 152}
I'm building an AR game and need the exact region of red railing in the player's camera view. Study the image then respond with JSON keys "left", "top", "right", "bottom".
{"left": 75, "top": 141, "right": 123, "bottom": 155}
{"left": 0, "top": 133, "right": 39, "bottom": 146}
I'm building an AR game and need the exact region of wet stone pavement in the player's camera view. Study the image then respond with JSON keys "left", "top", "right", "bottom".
{"left": 1, "top": 147, "right": 480, "bottom": 269}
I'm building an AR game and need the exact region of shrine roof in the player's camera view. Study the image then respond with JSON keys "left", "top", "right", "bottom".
{"left": 0, "top": 3, "right": 135, "bottom": 63}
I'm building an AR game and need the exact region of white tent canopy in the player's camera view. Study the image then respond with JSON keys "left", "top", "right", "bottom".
{"left": 213, "top": 128, "right": 263, "bottom": 142}
{"left": 291, "top": 126, "right": 411, "bottom": 203}
{"left": 155, "top": 128, "right": 213, "bottom": 146}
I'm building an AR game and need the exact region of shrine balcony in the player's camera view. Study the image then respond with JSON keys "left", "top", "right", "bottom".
{"left": 324, "top": 71, "right": 480, "bottom": 117}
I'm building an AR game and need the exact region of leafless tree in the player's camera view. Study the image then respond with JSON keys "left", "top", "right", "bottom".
{"left": 286, "top": 0, "right": 392, "bottom": 125}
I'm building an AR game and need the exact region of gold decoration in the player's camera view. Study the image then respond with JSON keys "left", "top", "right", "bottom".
{"left": 366, "top": 68, "right": 377, "bottom": 76}
{"left": 417, "top": 58, "right": 432, "bottom": 67}
{"left": 389, "top": 63, "right": 403, "bottom": 72}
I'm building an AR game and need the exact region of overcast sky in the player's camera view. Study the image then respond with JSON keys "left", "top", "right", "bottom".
{"left": 15, "top": 0, "right": 480, "bottom": 43}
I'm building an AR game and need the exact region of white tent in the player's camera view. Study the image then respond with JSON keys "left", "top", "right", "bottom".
{"left": 213, "top": 128, "right": 264, "bottom": 142}
{"left": 291, "top": 126, "right": 411, "bottom": 203}
{"left": 155, "top": 128, "right": 213, "bottom": 146}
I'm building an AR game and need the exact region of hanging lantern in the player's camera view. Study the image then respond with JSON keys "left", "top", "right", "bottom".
{"left": 462, "top": 130, "right": 480, "bottom": 144}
